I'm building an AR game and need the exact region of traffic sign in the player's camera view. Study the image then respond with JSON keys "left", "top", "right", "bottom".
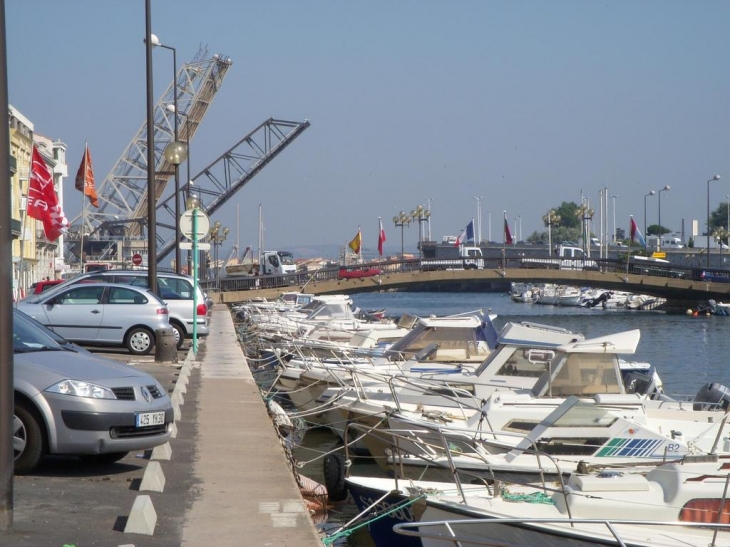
{"left": 180, "top": 209, "right": 210, "bottom": 241}
{"left": 132, "top": 253, "right": 143, "bottom": 266}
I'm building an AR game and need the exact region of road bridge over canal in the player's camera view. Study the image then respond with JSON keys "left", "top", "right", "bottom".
{"left": 208, "top": 257, "right": 730, "bottom": 313}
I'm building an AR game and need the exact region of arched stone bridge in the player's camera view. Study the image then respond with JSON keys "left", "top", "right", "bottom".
{"left": 211, "top": 257, "right": 730, "bottom": 313}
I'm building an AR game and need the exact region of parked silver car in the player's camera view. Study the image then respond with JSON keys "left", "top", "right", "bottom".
{"left": 24, "top": 270, "right": 210, "bottom": 348}
{"left": 16, "top": 283, "right": 171, "bottom": 355}
{"left": 12, "top": 308, "right": 173, "bottom": 473}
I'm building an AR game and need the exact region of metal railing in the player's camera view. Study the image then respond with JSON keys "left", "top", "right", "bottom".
{"left": 208, "top": 254, "right": 718, "bottom": 294}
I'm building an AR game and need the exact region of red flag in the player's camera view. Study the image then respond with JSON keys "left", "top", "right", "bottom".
{"left": 504, "top": 216, "right": 513, "bottom": 245}
{"left": 378, "top": 218, "right": 386, "bottom": 256}
{"left": 27, "top": 145, "right": 69, "bottom": 241}
{"left": 75, "top": 143, "right": 99, "bottom": 207}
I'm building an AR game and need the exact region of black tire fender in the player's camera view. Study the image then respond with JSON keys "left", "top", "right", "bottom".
{"left": 323, "top": 452, "right": 348, "bottom": 502}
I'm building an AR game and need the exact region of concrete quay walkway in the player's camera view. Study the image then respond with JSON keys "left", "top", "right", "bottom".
{"left": 182, "top": 304, "right": 322, "bottom": 546}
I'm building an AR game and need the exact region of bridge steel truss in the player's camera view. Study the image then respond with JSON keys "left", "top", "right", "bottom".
{"left": 66, "top": 46, "right": 233, "bottom": 261}
{"left": 154, "top": 117, "right": 311, "bottom": 262}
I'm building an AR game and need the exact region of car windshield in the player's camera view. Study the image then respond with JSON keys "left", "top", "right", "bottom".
{"left": 13, "top": 309, "right": 64, "bottom": 353}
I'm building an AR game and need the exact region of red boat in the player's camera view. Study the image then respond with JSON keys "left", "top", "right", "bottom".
{"left": 338, "top": 267, "right": 382, "bottom": 280}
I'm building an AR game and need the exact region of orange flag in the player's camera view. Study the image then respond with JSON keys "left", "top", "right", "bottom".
{"left": 75, "top": 143, "right": 99, "bottom": 207}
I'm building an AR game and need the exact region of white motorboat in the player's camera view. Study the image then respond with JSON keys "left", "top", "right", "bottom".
{"left": 350, "top": 329, "right": 730, "bottom": 480}
{"left": 345, "top": 455, "right": 730, "bottom": 547}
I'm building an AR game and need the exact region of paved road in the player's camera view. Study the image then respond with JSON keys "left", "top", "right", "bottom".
{"left": 4, "top": 309, "right": 322, "bottom": 547}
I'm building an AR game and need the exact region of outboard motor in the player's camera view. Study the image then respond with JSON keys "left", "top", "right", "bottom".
{"left": 693, "top": 382, "right": 730, "bottom": 411}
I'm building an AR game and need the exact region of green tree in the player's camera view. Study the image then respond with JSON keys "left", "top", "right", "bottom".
{"left": 554, "top": 202, "right": 581, "bottom": 229}
{"left": 709, "top": 202, "right": 730, "bottom": 234}
{"left": 646, "top": 224, "right": 670, "bottom": 237}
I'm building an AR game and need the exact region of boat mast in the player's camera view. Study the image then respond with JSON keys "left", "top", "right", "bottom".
{"left": 257, "top": 203, "right": 263, "bottom": 266}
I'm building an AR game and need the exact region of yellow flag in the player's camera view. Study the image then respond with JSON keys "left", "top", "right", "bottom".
{"left": 349, "top": 229, "right": 362, "bottom": 254}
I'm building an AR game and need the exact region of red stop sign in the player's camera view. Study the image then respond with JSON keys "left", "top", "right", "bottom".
{"left": 132, "top": 253, "right": 143, "bottom": 266}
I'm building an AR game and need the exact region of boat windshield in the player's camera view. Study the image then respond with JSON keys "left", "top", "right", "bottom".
{"left": 533, "top": 353, "right": 623, "bottom": 397}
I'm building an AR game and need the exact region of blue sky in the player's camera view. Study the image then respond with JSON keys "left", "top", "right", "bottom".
{"left": 7, "top": 0, "right": 729, "bottom": 258}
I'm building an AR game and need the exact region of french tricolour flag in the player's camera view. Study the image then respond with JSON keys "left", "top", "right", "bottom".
{"left": 454, "top": 219, "right": 475, "bottom": 247}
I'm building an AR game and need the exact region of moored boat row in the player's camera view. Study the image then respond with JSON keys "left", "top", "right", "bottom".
{"left": 233, "top": 292, "right": 730, "bottom": 547}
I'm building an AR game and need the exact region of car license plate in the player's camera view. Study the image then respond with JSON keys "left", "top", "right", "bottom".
{"left": 136, "top": 411, "right": 165, "bottom": 427}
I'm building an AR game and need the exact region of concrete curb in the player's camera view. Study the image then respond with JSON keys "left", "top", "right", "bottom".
{"left": 124, "top": 494, "right": 157, "bottom": 535}
{"left": 171, "top": 390, "right": 184, "bottom": 405}
{"left": 151, "top": 441, "right": 172, "bottom": 461}
{"left": 140, "top": 461, "right": 166, "bottom": 492}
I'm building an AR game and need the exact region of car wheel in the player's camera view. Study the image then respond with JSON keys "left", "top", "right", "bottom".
{"left": 79, "top": 452, "right": 129, "bottom": 465}
{"left": 14, "top": 402, "right": 45, "bottom": 474}
{"left": 126, "top": 327, "right": 154, "bottom": 356}
{"left": 170, "top": 322, "right": 185, "bottom": 349}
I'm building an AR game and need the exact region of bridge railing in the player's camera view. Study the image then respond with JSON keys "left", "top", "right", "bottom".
{"left": 208, "top": 255, "right": 713, "bottom": 293}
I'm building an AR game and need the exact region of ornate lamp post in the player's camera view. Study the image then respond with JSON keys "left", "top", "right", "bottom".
{"left": 411, "top": 205, "right": 430, "bottom": 258}
{"left": 208, "top": 221, "right": 229, "bottom": 290}
{"left": 542, "top": 209, "right": 561, "bottom": 256}
{"left": 643, "top": 190, "right": 655, "bottom": 254}
{"left": 393, "top": 211, "right": 412, "bottom": 260}
{"left": 575, "top": 204, "right": 594, "bottom": 260}
{"left": 657, "top": 185, "right": 670, "bottom": 252}
{"left": 715, "top": 227, "right": 728, "bottom": 262}
{"left": 707, "top": 175, "right": 721, "bottom": 266}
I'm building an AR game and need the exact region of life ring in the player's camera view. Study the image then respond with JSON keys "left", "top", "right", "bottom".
{"left": 323, "top": 453, "right": 348, "bottom": 502}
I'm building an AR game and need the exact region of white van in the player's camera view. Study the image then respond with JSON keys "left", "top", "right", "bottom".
{"left": 648, "top": 235, "right": 684, "bottom": 249}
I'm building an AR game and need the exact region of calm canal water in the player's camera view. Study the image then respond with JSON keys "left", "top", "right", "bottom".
{"left": 283, "top": 290, "right": 730, "bottom": 545}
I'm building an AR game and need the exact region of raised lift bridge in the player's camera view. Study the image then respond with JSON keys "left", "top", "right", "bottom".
{"left": 66, "top": 45, "right": 309, "bottom": 267}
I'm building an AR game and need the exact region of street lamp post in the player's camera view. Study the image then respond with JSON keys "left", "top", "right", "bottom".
{"left": 644, "top": 190, "right": 656, "bottom": 254}
{"left": 425, "top": 198, "right": 432, "bottom": 241}
{"left": 542, "top": 210, "right": 561, "bottom": 256}
{"left": 151, "top": 34, "right": 184, "bottom": 274}
{"left": 473, "top": 196, "right": 483, "bottom": 244}
{"left": 165, "top": 104, "right": 192, "bottom": 273}
{"left": 412, "top": 204, "right": 430, "bottom": 258}
{"left": 392, "top": 211, "right": 411, "bottom": 260}
{"left": 707, "top": 175, "right": 721, "bottom": 266}
{"left": 144, "top": 0, "right": 157, "bottom": 294}
{"left": 610, "top": 195, "right": 618, "bottom": 243}
{"left": 657, "top": 185, "right": 670, "bottom": 252}
{"left": 717, "top": 228, "right": 728, "bottom": 262}
{"left": 185, "top": 194, "right": 201, "bottom": 354}
{"left": 208, "top": 221, "right": 229, "bottom": 290}
{"left": 575, "top": 203, "right": 594, "bottom": 261}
